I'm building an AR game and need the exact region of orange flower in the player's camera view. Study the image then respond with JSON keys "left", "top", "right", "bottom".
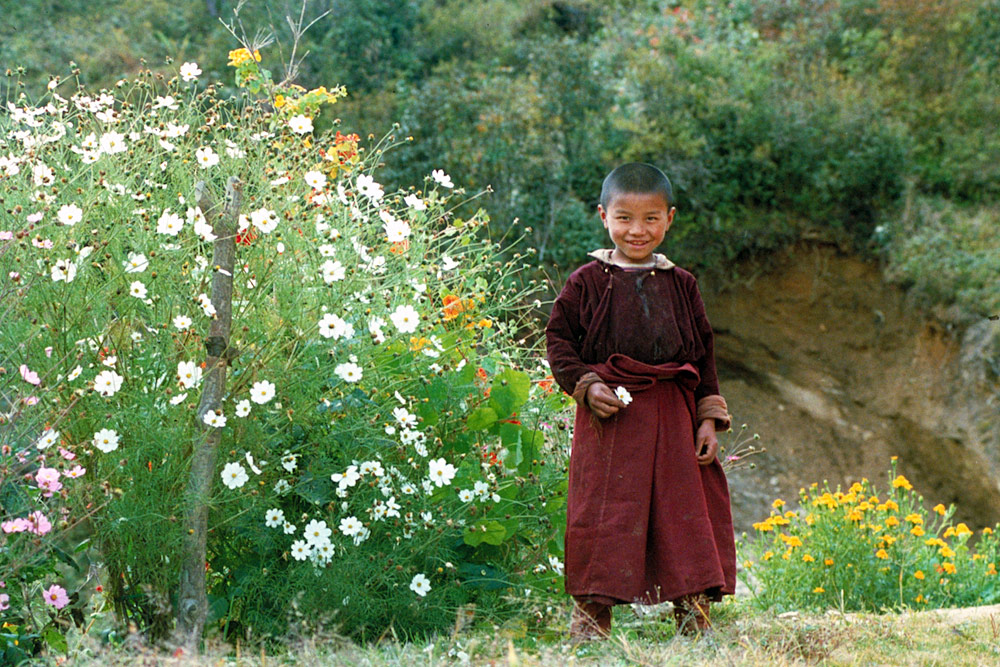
{"left": 389, "top": 240, "right": 410, "bottom": 255}
{"left": 442, "top": 294, "right": 465, "bottom": 321}
{"left": 913, "top": 570, "right": 925, "bottom": 580}
{"left": 538, "top": 377, "right": 554, "bottom": 394}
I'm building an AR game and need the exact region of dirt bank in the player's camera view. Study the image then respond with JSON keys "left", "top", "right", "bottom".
{"left": 703, "top": 242, "right": 1000, "bottom": 533}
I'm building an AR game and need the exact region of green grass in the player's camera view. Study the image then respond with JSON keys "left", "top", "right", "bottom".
{"left": 31, "top": 597, "right": 1000, "bottom": 666}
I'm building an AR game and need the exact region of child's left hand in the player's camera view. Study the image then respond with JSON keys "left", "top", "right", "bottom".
{"left": 695, "top": 420, "right": 718, "bottom": 465}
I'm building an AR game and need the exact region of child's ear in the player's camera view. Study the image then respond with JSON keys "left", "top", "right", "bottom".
{"left": 665, "top": 206, "right": 676, "bottom": 230}
{"left": 598, "top": 205, "right": 608, "bottom": 227}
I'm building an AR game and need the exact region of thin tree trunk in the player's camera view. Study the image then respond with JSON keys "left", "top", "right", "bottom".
{"left": 175, "top": 177, "right": 243, "bottom": 651}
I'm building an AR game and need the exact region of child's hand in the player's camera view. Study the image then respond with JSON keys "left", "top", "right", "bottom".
{"left": 585, "top": 382, "right": 626, "bottom": 418}
{"left": 695, "top": 419, "right": 718, "bottom": 465}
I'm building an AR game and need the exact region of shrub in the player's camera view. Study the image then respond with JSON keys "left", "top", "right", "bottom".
{"left": 739, "top": 459, "right": 1000, "bottom": 612}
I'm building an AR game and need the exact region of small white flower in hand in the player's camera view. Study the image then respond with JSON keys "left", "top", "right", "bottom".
{"left": 615, "top": 386, "right": 632, "bottom": 406}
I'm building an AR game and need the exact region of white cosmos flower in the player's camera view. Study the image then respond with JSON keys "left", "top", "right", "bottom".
{"left": 156, "top": 208, "right": 184, "bottom": 236}
{"left": 99, "top": 131, "right": 127, "bottom": 154}
{"left": 36, "top": 428, "right": 60, "bottom": 450}
{"left": 93, "top": 370, "right": 123, "bottom": 397}
{"left": 177, "top": 361, "right": 203, "bottom": 388}
{"left": 179, "top": 62, "right": 201, "bottom": 82}
{"left": 280, "top": 453, "right": 298, "bottom": 472}
{"left": 409, "top": 573, "right": 431, "bottom": 597}
{"left": 250, "top": 380, "right": 276, "bottom": 404}
{"left": 304, "top": 170, "right": 327, "bottom": 190}
{"left": 431, "top": 169, "right": 453, "bottom": 188}
{"left": 124, "top": 252, "right": 148, "bottom": 273}
{"left": 441, "top": 255, "right": 460, "bottom": 271}
{"left": 392, "top": 407, "right": 417, "bottom": 428}
{"left": 67, "top": 365, "right": 82, "bottom": 381}
{"left": 235, "top": 399, "right": 251, "bottom": 417}
{"left": 93, "top": 428, "right": 120, "bottom": 453}
{"left": 250, "top": 207, "right": 278, "bottom": 233}
{"left": 220, "top": 461, "right": 248, "bottom": 489}
{"left": 264, "top": 508, "right": 285, "bottom": 528}
{"left": 51, "top": 259, "right": 77, "bottom": 283}
{"left": 356, "top": 174, "right": 383, "bottom": 201}
{"left": 458, "top": 489, "right": 474, "bottom": 503}
{"left": 615, "top": 386, "right": 633, "bottom": 406}
{"left": 288, "top": 115, "right": 313, "bottom": 134}
{"left": 169, "top": 392, "right": 188, "bottom": 405}
{"left": 129, "top": 280, "right": 147, "bottom": 299}
{"left": 368, "top": 316, "right": 386, "bottom": 344}
{"left": 317, "top": 312, "right": 353, "bottom": 340}
{"left": 153, "top": 95, "right": 179, "bottom": 110}
{"left": 283, "top": 521, "right": 296, "bottom": 535}
{"left": 173, "top": 314, "right": 192, "bottom": 330}
{"left": 57, "top": 203, "right": 82, "bottom": 226}
{"left": 203, "top": 409, "right": 227, "bottom": 428}
{"left": 428, "top": 458, "right": 456, "bottom": 487}
{"left": 195, "top": 146, "right": 219, "bottom": 169}
{"left": 381, "top": 214, "right": 411, "bottom": 243}
{"left": 320, "top": 259, "right": 345, "bottom": 283}
{"left": 335, "top": 362, "right": 363, "bottom": 383}
{"left": 290, "top": 540, "right": 311, "bottom": 561}
{"left": 303, "top": 519, "right": 332, "bottom": 546}
{"left": 339, "top": 516, "right": 363, "bottom": 537}
{"left": 403, "top": 194, "right": 426, "bottom": 211}
{"left": 389, "top": 304, "right": 420, "bottom": 334}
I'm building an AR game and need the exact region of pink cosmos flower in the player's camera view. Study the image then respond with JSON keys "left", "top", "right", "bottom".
{"left": 65, "top": 465, "right": 86, "bottom": 479}
{"left": 35, "top": 466, "right": 62, "bottom": 497}
{"left": 2, "top": 518, "right": 29, "bottom": 533}
{"left": 24, "top": 396, "right": 39, "bottom": 406}
{"left": 43, "top": 584, "right": 69, "bottom": 610}
{"left": 27, "top": 511, "right": 52, "bottom": 536}
{"left": 44, "top": 346, "right": 53, "bottom": 357}
{"left": 19, "top": 364, "right": 40, "bottom": 385}
{"left": 0, "top": 593, "right": 9, "bottom": 611}
{"left": 58, "top": 447, "right": 76, "bottom": 461}
{"left": 0, "top": 231, "right": 13, "bottom": 240}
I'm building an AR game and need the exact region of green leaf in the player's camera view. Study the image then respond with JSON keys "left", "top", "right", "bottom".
{"left": 457, "top": 562, "right": 509, "bottom": 590}
{"left": 42, "top": 626, "right": 67, "bottom": 654}
{"left": 489, "top": 369, "right": 531, "bottom": 419}
{"left": 463, "top": 520, "right": 507, "bottom": 546}
{"left": 466, "top": 406, "right": 498, "bottom": 430}
{"left": 293, "top": 475, "right": 331, "bottom": 505}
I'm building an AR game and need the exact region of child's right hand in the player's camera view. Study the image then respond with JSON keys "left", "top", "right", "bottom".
{"left": 585, "top": 382, "right": 626, "bottom": 418}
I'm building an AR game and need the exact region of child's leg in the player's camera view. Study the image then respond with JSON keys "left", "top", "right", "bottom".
{"left": 671, "top": 592, "right": 711, "bottom": 635}
{"left": 570, "top": 596, "right": 612, "bottom": 640}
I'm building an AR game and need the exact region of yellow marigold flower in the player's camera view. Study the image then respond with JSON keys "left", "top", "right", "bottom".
{"left": 847, "top": 509, "right": 864, "bottom": 522}
{"left": 752, "top": 521, "right": 774, "bottom": 532}
{"left": 784, "top": 510, "right": 797, "bottom": 519}
{"left": 891, "top": 455, "right": 898, "bottom": 461}
{"left": 771, "top": 515, "right": 791, "bottom": 526}
{"left": 843, "top": 492, "right": 858, "bottom": 504}
{"left": 882, "top": 535, "right": 897, "bottom": 545}
{"left": 780, "top": 534, "right": 803, "bottom": 547}
{"left": 892, "top": 475, "right": 912, "bottom": 490}
{"left": 942, "top": 562, "right": 956, "bottom": 575}
{"left": 924, "top": 538, "right": 946, "bottom": 548}
{"left": 868, "top": 495, "right": 879, "bottom": 504}
{"left": 913, "top": 570, "right": 925, "bottom": 580}
{"left": 939, "top": 546, "right": 956, "bottom": 559}
{"left": 813, "top": 587, "right": 825, "bottom": 593}
{"left": 782, "top": 550, "right": 792, "bottom": 561}
{"left": 885, "top": 516, "right": 900, "bottom": 527}
{"left": 772, "top": 498, "right": 785, "bottom": 509}
{"left": 875, "top": 549, "right": 889, "bottom": 559}
{"left": 274, "top": 94, "right": 286, "bottom": 108}
{"left": 227, "top": 48, "right": 262, "bottom": 67}
{"left": 805, "top": 513, "right": 815, "bottom": 525}
{"left": 883, "top": 500, "right": 899, "bottom": 511}
{"left": 915, "top": 594, "right": 927, "bottom": 603}
{"left": 943, "top": 527, "right": 956, "bottom": 538}
{"left": 743, "top": 560, "right": 753, "bottom": 569}
{"left": 984, "top": 527, "right": 994, "bottom": 535}
{"left": 911, "top": 526, "right": 925, "bottom": 537}
{"left": 869, "top": 524, "right": 884, "bottom": 533}
{"left": 858, "top": 501, "right": 872, "bottom": 511}
{"left": 933, "top": 504, "right": 946, "bottom": 516}
{"left": 987, "top": 563, "right": 997, "bottom": 576}
{"left": 973, "top": 554, "right": 984, "bottom": 561}
{"left": 849, "top": 482, "right": 864, "bottom": 494}
{"left": 802, "top": 554, "right": 815, "bottom": 562}
{"left": 824, "top": 558, "right": 834, "bottom": 566}
{"left": 905, "top": 513, "right": 923, "bottom": 525}
{"left": 954, "top": 523, "right": 973, "bottom": 537}
{"left": 763, "top": 551, "right": 774, "bottom": 561}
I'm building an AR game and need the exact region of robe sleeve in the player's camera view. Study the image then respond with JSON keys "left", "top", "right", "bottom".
{"left": 545, "top": 271, "right": 594, "bottom": 398}
{"left": 688, "top": 276, "right": 732, "bottom": 431}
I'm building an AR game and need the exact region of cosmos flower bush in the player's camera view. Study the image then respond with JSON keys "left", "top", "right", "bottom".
{"left": 739, "top": 459, "right": 1000, "bottom": 612}
{"left": 0, "top": 52, "right": 570, "bottom": 650}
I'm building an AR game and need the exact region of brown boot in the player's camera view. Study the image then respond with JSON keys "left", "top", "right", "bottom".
{"left": 672, "top": 593, "right": 711, "bottom": 635}
{"left": 570, "top": 600, "right": 612, "bottom": 641}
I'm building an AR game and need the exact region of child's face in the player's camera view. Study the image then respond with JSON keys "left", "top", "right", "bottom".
{"left": 598, "top": 191, "right": 675, "bottom": 265}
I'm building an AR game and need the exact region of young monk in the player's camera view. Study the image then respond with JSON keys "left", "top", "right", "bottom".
{"left": 545, "top": 163, "right": 735, "bottom": 640}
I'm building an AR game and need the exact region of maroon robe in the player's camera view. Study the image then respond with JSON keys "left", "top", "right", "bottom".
{"left": 545, "top": 254, "right": 736, "bottom": 604}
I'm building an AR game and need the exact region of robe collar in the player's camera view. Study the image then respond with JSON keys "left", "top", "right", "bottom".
{"left": 587, "top": 248, "right": 675, "bottom": 270}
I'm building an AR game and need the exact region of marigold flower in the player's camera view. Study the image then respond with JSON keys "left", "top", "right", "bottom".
{"left": 883, "top": 500, "right": 899, "bottom": 511}
{"left": 987, "top": 563, "right": 998, "bottom": 576}
{"left": 984, "top": 527, "right": 994, "bottom": 535}
{"left": 442, "top": 294, "right": 466, "bottom": 321}
{"left": 779, "top": 534, "right": 803, "bottom": 547}
{"left": 913, "top": 570, "right": 925, "bottom": 580}
{"left": 824, "top": 558, "right": 834, "bottom": 566}
{"left": 885, "top": 516, "right": 900, "bottom": 527}
{"left": 954, "top": 523, "right": 973, "bottom": 537}
{"left": 939, "top": 546, "right": 956, "bottom": 559}
{"left": 915, "top": 594, "right": 927, "bottom": 603}
{"left": 933, "top": 503, "right": 946, "bottom": 516}
{"left": 813, "top": 587, "right": 825, "bottom": 593}
{"left": 892, "top": 475, "right": 912, "bottom": 490}
{"left": 772, "top": 498, "right": 785, "bottom": 509}
{"left": 752, "top": 520, "right": 774, "bottom": 532}
{"left": 911, "top": 526, "right": 925, "bottom": 537}
{"left": 925, "top": 538, "right": 946, "bottom": 548}
{"left": 227, "top": 48, "right": 262, "bottom": 67}
{"left": 905, "top": 513, "right": 923, "bottom": 525}
{"left": 875, "top": 549, "right": 889, "bottom": 559}
{"left": 802, "top": 554, "right": 815, "bottom": 563}
{"left": 942, "top": 562, "right": 956, "bottom": 575}
{"left": 763, "top": 551, "right": 774, "bottom": 561}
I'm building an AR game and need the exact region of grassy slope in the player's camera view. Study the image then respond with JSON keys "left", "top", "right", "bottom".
{"left": 44, "top": 599, "right": 1000, "bottom": 666}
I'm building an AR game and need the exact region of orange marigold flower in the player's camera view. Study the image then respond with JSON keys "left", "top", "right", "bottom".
{"left": 885, "top": 516, "right": 900, "bottom": 527}
{"left": 987, "top": 563, "right": 998, "bottom": 576}
{"left": 984, "top": 527, "right": 994, "bottom": 535}
{"left": 942, "top": 562, "right": 956, "bottom": 575}
{"left": 763, "top": 551, "right": 774, "bottom": 561}
{"left": 813, "top": 587, "right": 825, "bottom": 593}
{"left": 824, "top": 558, "right": 834, "bottom": 566}
{"left": 772, "top": 498, "right": 785, "bottom": 509}
{"left": 442, "top": 294, "right": 465, "bottom": 321}
{"left": 939, "top": 546, "right": 956, "bottom": 559}
{"left": 802, "top": 554, "right": 815, "bottom": 563}
{"left": 911, "top": 526, "right": 925, "bottom": 537}
{"left": 913, "top": 570, "right": 925, "bottom": 580}
{"left": 883, "top": 500, "right": 899, "bottom": 511}
{"left": 905, "top": 513, "right": 923, "bottom": 525}
{"left": 892, "top": 475, "right": 913, "bottom": 490}
{"left": 933, "top": 504, "right": 946, "bottom": 516}
{"left": 875, "top": 549, "right": 889, "bottom": 559}
{"left": 954, "top": 523, "right": 973, "bottom": 537}
{"left": 779, "top": 534, "right": 803, "bottom": 547}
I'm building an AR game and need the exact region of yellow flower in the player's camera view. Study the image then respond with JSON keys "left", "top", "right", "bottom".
{"left": 849, "top": 482, "right": 864, "bottom": 494}
{"left": 772, "top": 498, "right": 785, "bottom": 509}
{"left": 771, "top": 515, "right": 791, "bottom": 526}
{"left": 973, "top": 554, "right": 984, "bottom": 561}
{"left": 915, "top": 594, "right": 927, "bottom": 603}
{"left": 824, "top": 558, "right": 834, "bottom": 566}
{"left": 782, "top": 550, "right": 792, "bottom": 561}
{"left": 987, "top": 563, "right": 997, "bottom": 576}
{"left": 933, "top": 504, "right": 946, "bottom": 516}
{"left": 752, "top": 520, "right": 774, "bottom": 532}
{"left": 227, "top": 48, "right": 262, "bottom": 67}
{"left": 883, "top": 500, "right": 899, "bottom": 512}
{"left": 913, "top": 570, "right": 925, "bottom": 580}
{"left": 882, "top": 535, "right": 897, "bottom": 545}
{"left": 939, "top": 546, "right": 956, "bottom": 559}
{"left": 942, "top": 562, "right": 956, "bottom": 575}
{"left": 779, "top": 534, "right": 803, "bottom": 547}
{"left": 924, "top": 538, "right": 946, "bottom": 548}
{"left": 911, "top": 526, "right": 925, "bottom": 537}
{"left": 905, "top": 513, "right": 923, "bottom": 525}
{"left": 813, "top": 587, "right": 825, "bottom": 593}
{"left": 802, "top": 554, "right": 815, "bottom": 563}
{"left": 847, "top": 509, "right": 864, "bottom": 522}
{"left": 892, "top": 475, "right": 912, "bottom": 490}
{"left": 743, "top": 560, "right": 753, "bottom": 569}
{"left": 954, "top": 523, "right": 973, "bottom": 537}
{"left": 805, "top": 513, "right": 815, "bottom": 525}
{"left": 885, "top": 516, "right": 900, "bottom": 527}
{"left": 869, "top": 524, "right": 884, "bottom": 533}
{"left": 943, "top": 527, "right": 956, "bottom": 538}
{"left": 784, "top": 510, "right": 797, "bottom": 519}
{"left": 984, "top": 527, "right": 994, "bottom": 535}
{"left": 274, "top": 94, "right": 286, "bottom": 109}
{"left": 763, "top": 551, "right": 774, "bottom": 561}
{"left": 875, "top": 549, "right": 889, "bottom": 559}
